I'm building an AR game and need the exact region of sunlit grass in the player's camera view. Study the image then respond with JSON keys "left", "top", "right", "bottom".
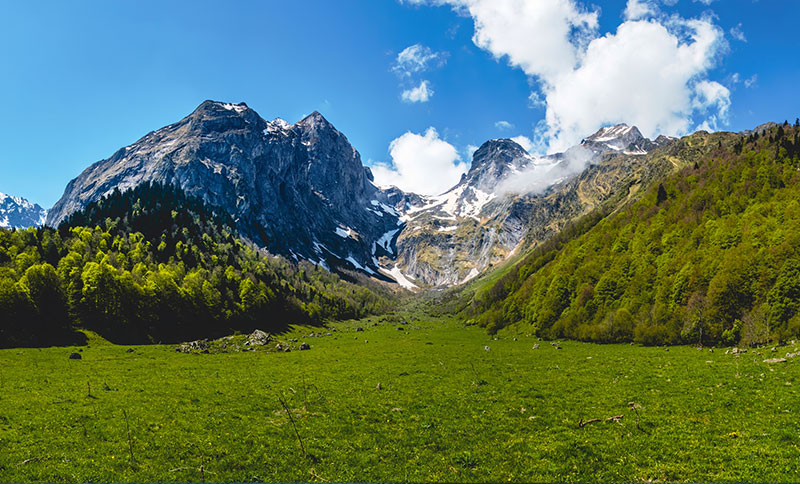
{"left": 1, "top": 315, "right": 799, "bottom": 482}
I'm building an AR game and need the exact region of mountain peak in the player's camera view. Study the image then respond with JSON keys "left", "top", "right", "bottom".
{"left": 469, "top": 138, "right": 531, "bottom": 172}
{"left": 297, "top": 110, "right": 333, "bottom": 129}
{"left": 194, "top": 100, "right": 251, "bottom": 115}
{"left": 0, "top": 192, "right": 47, "bottom": 229}
{"left": 584, "top": 124, "right": 643, "bottom": 143}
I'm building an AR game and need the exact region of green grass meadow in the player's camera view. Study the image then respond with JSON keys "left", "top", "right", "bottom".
{"left": 2, "top": 315, "right": 800, "bottom": 482}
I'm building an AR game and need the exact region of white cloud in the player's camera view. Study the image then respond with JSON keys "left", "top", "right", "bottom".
{"left": 401, "top": 80, "right": 433, "bottom": 103}
{"left": 623, "top": 0, "right": 657, "bottom": 21}
{"left": 392, "top": 44, "right": 446, "bottom": 77}
{"left": 744, "top": 74, "right": 758, "bottom": 88}
{"left": 466, "top": 144, "right": 480, "bottom": 159}
{"left": 544, "top": 18, "right": 727, "bottom": 151}
{"left": 408, "top": 0, "right": 729, "bottom": 153}
{"left": 693, "top": 80, "right": 730, "bottom": 118}
{"left": 510, "top": 135, "right": 534, "bottom": 152}
{"left": 528, "top": 91, "right": 546, "bottom": 108}
{"left": 729, "top": 23, "right": 746, "bottom": 42}
{"left": 371, "top": 128, "right": 468, "bottom": 195}
{"left": 692, "top": 0, "right": 716, "bottom": 5}
{"left": 495, "top": 120, "right": 514, "bottom": 130}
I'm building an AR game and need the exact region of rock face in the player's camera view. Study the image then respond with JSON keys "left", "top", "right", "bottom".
{"left": 47, "top": 101, "right": 401, "bottom": 275}
{"left": 0, "top": 193, "right": 47, "bottom": 229}
{"left": 46, "top": 100, "right": 683, "bottom": 288}
{"left": 391, "top": 124, "right": 678, "bottom": 286}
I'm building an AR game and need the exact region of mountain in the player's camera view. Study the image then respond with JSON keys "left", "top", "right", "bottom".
{"left": 466, "top": 123, "right": 800, "bottom": 346}
{"left": 47, "top": 101, "right": 402, "bottom": 277}
{"left": 392, "top": 123, "right": 677, "bottom": 287}
{"left": 1, "top": 181, "right": 393, "bottom": 347}
{"left": 0, "top": 193, "right": 47, "bottom": 229}
{"left": 46, "top": 101, "right": 681, "bottom": 289}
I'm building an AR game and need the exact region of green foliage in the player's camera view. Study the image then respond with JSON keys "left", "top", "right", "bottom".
{"left": 0, "top": 183, "right": 392, "bottom": 347}
{"left": 470, "top": 124, "right": 800, "bottom": 345}
{"left": 2, "top": 320, "right": 800, "bottom": 482}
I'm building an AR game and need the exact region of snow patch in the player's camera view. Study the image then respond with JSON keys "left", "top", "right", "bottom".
{"left": 380, "top": 266, "right": 418, "bottom": 290}
{"left": 460, "top": 268, "right": 480, "bottom": 284}
{"left": 335, "top": 227, "right": 355, "bottom": 238}
{"left": 345, "top": 256, "right": 375, "bottom": 275}
{"left": 374, "top": 229, "right": 399, "bottom": 255}
{"left": 437, "top": 226, "right": 458, "bottom": 233}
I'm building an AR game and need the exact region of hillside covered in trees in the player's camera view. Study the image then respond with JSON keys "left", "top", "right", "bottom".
{"left": 0, "top": 183, "right": 393, "bottom": 347}
{"left": 468, "top": 121, "right": 800, "bottom": 346}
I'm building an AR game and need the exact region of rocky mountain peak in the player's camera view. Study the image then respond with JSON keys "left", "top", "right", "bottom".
{"left": 582, "top": 123, "right": 661, "bottom": 156}
{"left": 0, "top": 192, "right": 47, "bottom": 229}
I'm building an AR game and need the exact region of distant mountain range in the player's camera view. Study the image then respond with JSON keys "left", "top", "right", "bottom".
{"left": 0, "top": 192, "right": 46, "bottom": 229}
{"left": 4, "top": 99, "right": 727, "bottom": 288}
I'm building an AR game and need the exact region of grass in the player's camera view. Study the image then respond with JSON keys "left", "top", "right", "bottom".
{"left": 2, "top": 315, "right": 800, "bottom": 482}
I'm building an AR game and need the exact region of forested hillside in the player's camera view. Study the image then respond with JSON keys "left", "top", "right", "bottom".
{"left": 0, "top": 183, "right": 393, "bottom": 347}
{"left": 469, "top": 121, "right": 800, "bottom": 346}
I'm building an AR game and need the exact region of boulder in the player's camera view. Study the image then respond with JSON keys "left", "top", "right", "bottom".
{"left": 68, "top": 352, "right": 82, "bottom": 360}
{"left": 247, "top": 329, "right": 271, "bottom": 346}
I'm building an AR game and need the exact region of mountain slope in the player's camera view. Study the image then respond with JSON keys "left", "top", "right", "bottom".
{"left": 0, "top": 193, "right": 47, "bottom": 229}
{"left": 46, "top": 101, "right": 401, "bottom": 277}
{"left": 1, "top": 182, "right": 393, "bottom": 347}
{"left": 467, "top": 123, "right": 800, "bottom": 346}
{"left": 393, "top": 124, "right": 676, "bottom": 286}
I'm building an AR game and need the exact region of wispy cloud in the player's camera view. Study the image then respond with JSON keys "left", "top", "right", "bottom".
{"left": 401, "top": 80, "right": 433, "bottom": 103}
{"left": 392, "top": 43, "right": 447, "bottom": 103}
{"left": 495, "top": 120, "right": 514, "bottom": 131}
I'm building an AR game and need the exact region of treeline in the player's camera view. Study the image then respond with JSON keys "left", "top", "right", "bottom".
{"left": 470, "top": 121, "right": 800, "bottom": 346}
{"left": 0, "top": 182, "right": 393, "bottom": 347}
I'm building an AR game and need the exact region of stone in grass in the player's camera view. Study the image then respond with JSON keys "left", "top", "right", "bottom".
{"left": 299, "top": 343, "right": 310, "bottom": 350}
{"left": 247, "top": 329, "right": 271, "bottom": 346}
{"left": 533, "top": 344, "right": 540, "bottom": 350}
{"left": 126, "top": 348, "right": 135, "bottom": 353}
{"left": 356, "top": 327, "right": 364, "bottom": 332}
{"left": 397, "top": 326, "right": 405, "bottom": 331}
{"left": 69, "top": 352, "right": 82, "bottom": 360}
{"left": 764, "top": 358, "right": 788, "bottom": 363}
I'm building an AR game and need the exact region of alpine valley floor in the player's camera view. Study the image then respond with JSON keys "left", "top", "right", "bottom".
{"left": 1, "top": 312, "right": 799, "bottom": 483}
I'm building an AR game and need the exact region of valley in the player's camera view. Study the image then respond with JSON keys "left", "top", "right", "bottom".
{"left": 1, "top": 313, "right": 799, "bottom": 482}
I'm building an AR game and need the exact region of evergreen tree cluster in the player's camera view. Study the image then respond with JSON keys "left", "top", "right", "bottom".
{"left": 0, "top": 182, "right": 392, "bottom": 347}
{"left": 469, "top": 123, "right": 800, "bottom": 346}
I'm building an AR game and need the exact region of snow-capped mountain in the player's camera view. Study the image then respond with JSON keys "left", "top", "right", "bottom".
{"left": 47, "top": 101, "right": 402, "bottom": 277}
{"left": 0, "top": 192, "right": 47, "bottom": 229}
{"left": 47, "top": 101, "right": 681, "bottom": 289}
{"left": 390, "top": 124, "right": 677, "bottom": 286}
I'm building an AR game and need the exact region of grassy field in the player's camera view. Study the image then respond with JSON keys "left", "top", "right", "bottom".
{"left": 2, "top": 314, "right": 800, "bottom": 482}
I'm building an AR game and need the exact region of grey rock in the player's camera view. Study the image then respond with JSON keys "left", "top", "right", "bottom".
{"left": 46, "top": 101, "right": 401, "bottom": 277}
{"left": 68, "top": 352, "right": 82, "bottom": 360}
{"left": 299, "top": 343, "right": 310, "bottom": 350}
{"left": 764, "top": 358, "right": 788, "bottom": 363}
{"left": 247, "top": 329, "right": 271, "bottom": 346}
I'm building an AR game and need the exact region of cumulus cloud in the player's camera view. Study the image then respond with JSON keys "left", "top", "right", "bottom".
{"left": 406, "top": 0, "right": 730, "bottom": 152}
{"left": 371, "top": 128, "right": 468, "bottom": 195}
{"left": 392, "top": 44, "right": 447, "bottom": 77}
{"left": 623, "top": 0, "right": 657, "bottom": 21}
{"left": 510, "top": 135, "right": 534, "bottom": 152}
{"left": 495, "top": 120, "right": 514, "bottom": 130}
{"left": 401, "top": 80, "right": 433, "bottom": 103}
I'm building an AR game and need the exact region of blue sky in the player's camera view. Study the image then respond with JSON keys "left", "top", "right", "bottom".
{"left": 0, "top": 0, "right": 798, "bottom": 204}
